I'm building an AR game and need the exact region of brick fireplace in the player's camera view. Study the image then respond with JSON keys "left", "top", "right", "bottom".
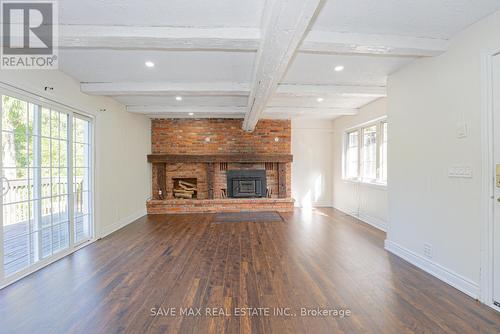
{"left": 147, "top": 119, "right": 294, "bottom": 213}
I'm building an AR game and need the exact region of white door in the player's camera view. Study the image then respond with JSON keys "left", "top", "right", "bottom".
{"left": 493, "top": 52, "right": 500, "bottom": 306}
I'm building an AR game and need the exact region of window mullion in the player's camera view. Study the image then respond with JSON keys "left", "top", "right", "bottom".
{"left": 68, "top": 113, "right": 75, "bottom": 248}
{"left": 376, "top": 122, "right": 381, "bottom": 181}
{"left": 33, "top": 105, "right": 42, "bottom": 262}
{"left": 359, "top": 127, "right": 363, "bottom": 181}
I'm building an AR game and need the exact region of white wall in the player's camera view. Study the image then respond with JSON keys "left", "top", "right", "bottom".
{"left": 332, "top": 98, "right": 388, "bottom": 231}
{"left": 0, "top": 69, "right": 151, "bottom": 238}
{"left": 292, "top": 119, "right": 334, "bottom": 208}
{"left": 386, "top": 10, "right": 500, "bottom": 298}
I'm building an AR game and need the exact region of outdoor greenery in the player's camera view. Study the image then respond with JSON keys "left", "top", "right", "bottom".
{"left": 2, "top": 95, "right": 89, "bottom": 180}
{"left": 2, "top": 95, "right": 31, "bottom": 176}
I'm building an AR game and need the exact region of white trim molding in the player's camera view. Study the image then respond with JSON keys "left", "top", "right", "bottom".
{"left": 334, "top": 205, "right": 388, "bottom": 232}
{"left": 99, "top": 208, "right": 147, "bottom": 239}
{"left": 480, "top": 47, "right": 500, "bottom": 311}
{"left": 385, "top": 240, "right": 480, "bottom": 299}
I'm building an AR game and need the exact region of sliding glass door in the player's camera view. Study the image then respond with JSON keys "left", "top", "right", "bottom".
{"left": 73, "top": 115, "right": 92, "bottom": 243}
{"left": 1, "top": 93, "right": 93, "bottom": 281}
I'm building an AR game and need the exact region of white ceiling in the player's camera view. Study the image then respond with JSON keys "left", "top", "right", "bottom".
{"left": 60, "top": 50, "right": 255, "bottom": 83}
{"left": 281, "top": 53, "right": 414, "bottom": 86}
{"left": 312, "top": 0, "right": 500, "bottom": 39}
{"left": 59, "top": 0, "right": 266, "bottom": 27}
{"left": 57, "top": 0, "right": 500, "bottom": 122}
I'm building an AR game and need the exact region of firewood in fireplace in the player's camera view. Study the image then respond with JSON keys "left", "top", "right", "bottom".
{"left": 173, "top": 189, "right": 195, "bottom": 199}
{"left": 178, "top": 183, "right": 196, "bottom": 191}
{"left": 174, "top": 189, "right": 195, "bottom": 195}
{"left": 172, "top": 178, "right": 198, "bottom": 199}
{"left": 174, "top": 192, "right": 193, "bottom": 199}
{"left": 179, "top": 180, "right": 196, "bottom": 189}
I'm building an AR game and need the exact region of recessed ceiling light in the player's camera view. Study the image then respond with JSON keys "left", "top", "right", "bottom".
{"left": 145, "top": 61, "right": 155, "bottom": 68}
{"left": 317, "top": 97, "right": 324, "bottom": 102}
{"left": 188, "top": 112, "right": 194, "bottom": 116}
{"left": 175, "top": 96, "right": 183, "bottom": 101}
{"left": 334, "top": 65, "right": 344, "bottom": 72}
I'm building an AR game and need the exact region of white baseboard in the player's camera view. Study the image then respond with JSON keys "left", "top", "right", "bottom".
{"left": 99, "top": 207, "right": 147, "bottom": 238}
{"left": 384, "top": 239, "right": 480, "bottom": 299}
{"left": 334, "top": 206, "right": 388, "bottom": 232}
{"left": 294, "top": 204, "right": 333, "bottom": 208}
{"left": 357, "top": 212, "right": 388, "bottom": 232}
{"left": 293, "top": 200, "right": 333, "bottom": 208}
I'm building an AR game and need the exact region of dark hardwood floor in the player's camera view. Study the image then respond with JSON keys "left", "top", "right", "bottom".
{"left": 0, "top": 208, "right": 499, "bottom": 334}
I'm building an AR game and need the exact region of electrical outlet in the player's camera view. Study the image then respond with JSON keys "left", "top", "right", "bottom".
{"left": 456, "top": 122, "right": 468, "bottom": 139}
{"left": 423, "top": 243, "right": 433, "bottom": 259}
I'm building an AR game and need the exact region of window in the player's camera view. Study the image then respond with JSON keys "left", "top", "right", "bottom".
{"left": 343, "top": 118, "right": 387, "bottom": 185}
{"left": 380, "top": 122, "right": 388, "bottom": 182}
{"left": 1, "top": 93, "right": 93, "bottom": 280}
{"left": 345, "top": 130, "right": 359, "bottom": 178}
{"left": 361, "top": 125, "right": 377, "bottom": 181}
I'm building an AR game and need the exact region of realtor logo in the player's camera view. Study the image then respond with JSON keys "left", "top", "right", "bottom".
{"left": 1, "top": 0, "right": 58, "bottom": 69}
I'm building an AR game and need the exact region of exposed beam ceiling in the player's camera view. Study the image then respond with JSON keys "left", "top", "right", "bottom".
{"left": 126, "top": 105, "right": 357, "bottom": 119}
{"left": 243, "top": 0, "right": 323, "bottom": 131}
{"left": 276, "top": 84, "right": 386, "bottom": 97}
{"left": 60, "top": 25, "right": 448, "bottom": 57}
{"left": 264, "top": 106, "right": 358, "bottom": 116}
{"left": 59, "top": 1, "right": 493, "bottom": 123}
{"left": 81, "top": 82, "right": 250, "bottom": 96}
{"left": 145, "top": 113, "right": 245, "bottom": 119}
{"left": 126, "top": 105, "right": 247, "bottom": 114}
{"left": 60, "top": 25, "right": 260, "bottom": 51}
{"left": 81, "top": 81, "right": 386, "bottom": 99}
{"left": 300, "top": 31, "right": 448, "bottom": 57}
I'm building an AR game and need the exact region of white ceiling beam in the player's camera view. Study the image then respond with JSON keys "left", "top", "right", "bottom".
{"left": 243, "top": 0, "right": 323, "bottom": 131}
{"left": 81, "top": 82, "right": 250, "bottom": 96}
{"left": 276, "top": 84, "right": 387, "bottom": 97}
{"left": 60, "top": 25, "right": 448, "bottom": 57}
{"left": 300, "top": 31, "right": 449, "bottom": 57}
{"left": 126, "top": 105, "right": 247, "bottom": 114}
{"left": 264, "top": 106, "right": 358, "bottom": 116}
{"left": 60, "top": 25, "right": 260, "bottom": 51}
{"left": 127, "top": 105, "right": 356, "bottom": 119}
{"left": 145, "top": 113, "right": 244, "bottom": 119}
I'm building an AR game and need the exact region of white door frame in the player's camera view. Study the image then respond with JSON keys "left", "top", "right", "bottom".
{"left": 0, "top": 82, "right": 97, "bottom": 289}
{"left": 480, "top": 47, "right": 500, "bottom": 312}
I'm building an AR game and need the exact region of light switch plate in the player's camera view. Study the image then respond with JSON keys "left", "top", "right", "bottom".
{"left": 448, "top": 166, "right": 473, "bottom": 178}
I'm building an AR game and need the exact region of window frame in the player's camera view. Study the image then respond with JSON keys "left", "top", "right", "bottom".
{"left": 342, "top": 117, "right": 387, "bottom": 187}
{"left": 0, "top": 84, "right": 95, "bottom": 288}
{"left": 380, "top": 121, "right": 388, "bottom": 183}
{"left": 344, "top": 129, "right": 360, "bottom": 180}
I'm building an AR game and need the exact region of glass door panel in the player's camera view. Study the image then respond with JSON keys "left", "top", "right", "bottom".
{"left": 73, "top": 116, "right": 92, "bottom": 243}
{"left": 1, "top": 94, "right": 92, "bottom": 280}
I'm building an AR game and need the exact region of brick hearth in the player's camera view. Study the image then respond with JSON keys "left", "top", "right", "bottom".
{"left": 147, "top": 198, "right": 294, "bottom": 214}
{"left": 147, "top": 119, "right": 294, "bottom": 213}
